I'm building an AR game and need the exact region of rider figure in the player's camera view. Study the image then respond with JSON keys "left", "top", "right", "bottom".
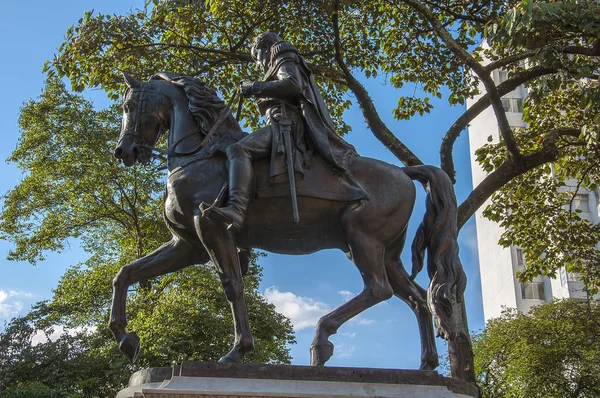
{"left": 202, "top": 32, "right": 363, "bottom": 231}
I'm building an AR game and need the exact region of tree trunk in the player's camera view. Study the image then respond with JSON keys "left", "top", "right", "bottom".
{"left": 448, "top": 294, "right": 476, "bottom": 383}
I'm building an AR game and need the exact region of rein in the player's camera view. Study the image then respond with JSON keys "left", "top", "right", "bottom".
{"left": 198, "top": 87, "right": 243, "bottom": 151}
{"left": 151, "top": 88, "right": 244, "bottom": 160}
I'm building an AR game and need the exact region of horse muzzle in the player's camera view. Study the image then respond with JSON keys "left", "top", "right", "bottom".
{"left": 114, "top": 140, "right": 137, "bottom": 167}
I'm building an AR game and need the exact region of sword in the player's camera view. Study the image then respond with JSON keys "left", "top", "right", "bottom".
{"left": 279, "top": 105, "right": 300, "bottom": 223}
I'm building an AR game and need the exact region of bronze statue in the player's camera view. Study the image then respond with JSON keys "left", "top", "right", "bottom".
{"left": 201, "top": 32, "right": 364, "bottom": 229}
{"left": 110, "top": 34, "right": 471, "bottom": 379}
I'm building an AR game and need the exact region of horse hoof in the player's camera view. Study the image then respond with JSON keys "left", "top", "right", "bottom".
{"left": 119, "top": 332, "right": 140, "bottom": 363}
{"left": 218, "top": 353, "right": 241, "bottom": 363}
{"left": 419, "top": 353, "right": 439, "bottom": 370}
{"left": 310, "top": 341, "right": 334, "bottom": 366}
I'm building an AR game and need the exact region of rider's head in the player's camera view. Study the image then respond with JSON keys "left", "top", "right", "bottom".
{"left": 251, "top": 32, "right": 282, "bottom": 72}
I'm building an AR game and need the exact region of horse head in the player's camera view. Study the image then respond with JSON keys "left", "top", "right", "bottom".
{"left": 115, "top": 73, "right": 169, "bottom": 166}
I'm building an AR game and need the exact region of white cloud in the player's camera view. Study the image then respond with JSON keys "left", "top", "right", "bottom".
{"left": 338, "top": 290, "right": 354, "bottom": 302}
{"left": 339, "top": 332, "right": 357, "bottom": 338}
{"left": 31, "top": 327, "right": 65, "bottom": 346}
{"left": 335, "top": 343, "right": 356, "bottom": 359}
{"left": 0, "top": 290, "right": 32, "bottom": 320}
{"left": 354, "top": 317, "right": 376, "bottom": 325}
{"left": 31, "top": 325, "right": 97, "bottom": 346}
{"left": 263, "top": 287, "right": 330, "bottom": 330}
{"left": 263, "top": 287, "right": 378, "bottom": 331}
{"left": 458, "top": 222, "right": 479, "bottom": 255}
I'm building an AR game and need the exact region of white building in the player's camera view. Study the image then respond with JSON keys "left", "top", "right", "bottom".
{"left": 467, "top": 67, "right": 600, "bottom": 322}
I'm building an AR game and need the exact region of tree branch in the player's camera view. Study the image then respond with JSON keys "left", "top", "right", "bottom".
{"left": 117, "top": 41, "right": 348, "bottom": 85}
{"left": 332, "top": 1, "right": 422, "bottom": 166}
{"left": 457, "top": 128, "right": 580, "bottom": 229}
{"left": 116, "top": 42, "right": 254, "bottom": 62}
{"left": 398, "top": 0, "right": 522, "bottom": 162}
{"left": 422, "top": 0, "right": 488, "bottom": 24}
{"left": 485, "top": 45, "right": 600, "bottom": 72}
{"left": 111, "top": 177, "right": 144, "bottom": 252}
{"left": 441, "top": 66, "right": 557, "bottom": 181}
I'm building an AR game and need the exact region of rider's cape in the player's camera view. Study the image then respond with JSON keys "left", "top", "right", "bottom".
{"left": 260, "top": 41, "right": 366, "bottom": 201}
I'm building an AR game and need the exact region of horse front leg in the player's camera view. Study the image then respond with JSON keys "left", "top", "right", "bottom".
{"left": 195, "top": 215, "right": 254, "bottom": 363}
{"left": 109, "top": 238, "right": 206, "bottom": 362}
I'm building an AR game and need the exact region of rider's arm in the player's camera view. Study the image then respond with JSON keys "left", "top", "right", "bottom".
{"left": 250, "top": 59, "right": 304, "bottom": 99}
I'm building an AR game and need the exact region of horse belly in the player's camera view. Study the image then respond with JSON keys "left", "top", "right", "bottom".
{"left": 240, "top": 196, "right": 350, "bottom": 254}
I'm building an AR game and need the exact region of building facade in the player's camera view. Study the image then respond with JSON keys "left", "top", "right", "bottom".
{"left": 467, "top": 67, "right": 600, "bottom": 322}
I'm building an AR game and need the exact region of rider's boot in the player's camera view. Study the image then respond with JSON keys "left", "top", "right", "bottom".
{"left": 202, "top": 149, "right": 252, "bottom": 231}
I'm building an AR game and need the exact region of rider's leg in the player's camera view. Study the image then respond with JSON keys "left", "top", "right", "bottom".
{"left": 202, "top": 126, "right": 272, "bottom": 230}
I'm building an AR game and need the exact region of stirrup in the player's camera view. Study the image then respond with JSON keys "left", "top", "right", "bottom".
{"left": 200, "top": 202, "right": 243, "bottom": 231}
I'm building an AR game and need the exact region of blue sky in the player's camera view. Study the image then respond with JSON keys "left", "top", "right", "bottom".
{"left": 0, "top": 0, "right": 483, "bottom": 371}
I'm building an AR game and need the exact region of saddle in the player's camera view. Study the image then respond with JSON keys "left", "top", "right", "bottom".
{"left": 252, "top": 154, "right": 366, "bottom": 202}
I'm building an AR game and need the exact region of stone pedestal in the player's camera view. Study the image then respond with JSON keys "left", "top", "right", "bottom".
{"left": 116, "top": 362, "right": 479, "bottom": 398}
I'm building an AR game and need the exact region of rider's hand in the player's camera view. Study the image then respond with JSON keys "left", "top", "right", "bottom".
{"left": 240, "top": 81, "right": 254, "bottom": 97}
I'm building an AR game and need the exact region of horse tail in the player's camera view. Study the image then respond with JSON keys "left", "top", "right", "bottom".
{"left": 403, "top": 165, "right": 467, "bottom": 340}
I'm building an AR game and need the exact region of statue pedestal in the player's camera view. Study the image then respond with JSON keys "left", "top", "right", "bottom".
{"left": 116, "top": 362, "right": 479, "bottom": 398}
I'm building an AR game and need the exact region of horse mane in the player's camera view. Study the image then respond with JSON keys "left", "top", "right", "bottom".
{"left": 150, "top": 72, "right": 245, "bottom": 149}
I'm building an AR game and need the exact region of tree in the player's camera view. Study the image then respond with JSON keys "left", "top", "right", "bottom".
{"left": 0, "top": 303, "right": 130, "bottom": 397}
{"left": 0, "top": 77, "right": 294, "bottom": 393}
{"left": 3, "top": 0, "right": 600, "bottom": 385}
{"left": 473, "top": 300, "right": 600, "bottom": 398}
{"left": 46, "top": 0, "right": 600, "bottom": 292}
{"left": 0, "top": 262, "right": 294, "bottom": 397}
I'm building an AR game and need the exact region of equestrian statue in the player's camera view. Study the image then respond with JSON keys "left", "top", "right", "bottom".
{"left": 110, "top": 32, "right": 474, "bottom": 381}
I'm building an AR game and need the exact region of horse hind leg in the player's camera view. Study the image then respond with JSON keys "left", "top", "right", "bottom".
{"left": 311, "top": 233, "right": 393, "bottom": 366}
{"left": 385, "top": 239, "right": 439, "bottom": 370}
{"left": 109, "top": 238, "right": 205, "bottom": 362}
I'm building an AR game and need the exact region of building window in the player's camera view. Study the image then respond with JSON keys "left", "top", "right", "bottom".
{"left": 573, "top": 194, "right": 590, "bottom": 213}
{"left": 521, "top": 282, "right": 545, "bottom": 300}
{"left": 560, "top": 267, "right": 568, "bottom": 286}
{"left": 497, "top": 70, "right": 509, "bottom": 83}
{"left": 515, "top": 248, "right": 525, "bottom": 266}
{"left": 567, "top": 272, "right": 582, "bottom": 282}
{"left": 501, "top": 97, "right": 523, "bottom": 113}
{"left": 515, "top": 98, "right": 523, "bottom": 112}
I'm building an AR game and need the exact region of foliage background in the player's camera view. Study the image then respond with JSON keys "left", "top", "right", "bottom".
{"left": 1, "top": 0, "right": 600, "bottom": 394}
{"left": 474, "top": 300, "right": 600, "bottom": 398}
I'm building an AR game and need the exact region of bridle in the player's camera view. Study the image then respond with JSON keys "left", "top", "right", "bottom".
{"left": 119, "top": 84, "right": 243, "bottom": 161}
{"left": 117, "top": 86, "right": 167, "bottom": 156}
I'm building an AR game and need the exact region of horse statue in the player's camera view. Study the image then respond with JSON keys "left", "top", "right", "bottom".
{"left": 110, "top": 71, "right": 469, "bottom": 376}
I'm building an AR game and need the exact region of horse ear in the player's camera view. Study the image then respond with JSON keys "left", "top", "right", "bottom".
{"left": 123, "top": 72, "right": 142, "bottom": 88}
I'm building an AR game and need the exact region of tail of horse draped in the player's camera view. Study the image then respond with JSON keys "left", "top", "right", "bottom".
{"left": 403, "top": 165, "right": 475, "bottom": 383}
